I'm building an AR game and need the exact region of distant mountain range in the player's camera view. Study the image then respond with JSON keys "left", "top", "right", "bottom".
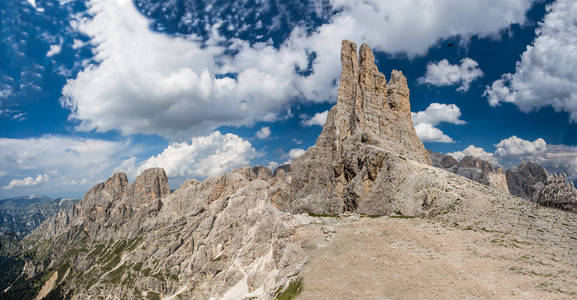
{"left": 0, "top": 195, "right": 78, "bottom": 238}
{"left": 430, "top": 151, "right": 577, "bottom": 213}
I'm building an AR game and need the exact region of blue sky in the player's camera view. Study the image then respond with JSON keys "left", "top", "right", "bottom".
{"left": 1, "top": 0, "right": 576, "bottom": 198}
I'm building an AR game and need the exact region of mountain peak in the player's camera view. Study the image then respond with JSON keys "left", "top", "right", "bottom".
{"left": 319, "top": 40, "right": 430, "bottom": 163}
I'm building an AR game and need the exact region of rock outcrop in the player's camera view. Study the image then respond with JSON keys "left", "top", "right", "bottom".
{"left": 276, "top": 41, "right": 458, "bottom": 216}
{"left": 317, "top": 41, "right": 431, "bottom": 165}
{"left": 506, "top": 162, "right": 549, "bottom": 201}
{"left": 430, "top": 151, "right": 509, "bottom": 193}
{"left": 507, "top": 162, "right": 577, "bottom": 212}
{"left": 6, "top": 167, "right": 305, "bottom": 299}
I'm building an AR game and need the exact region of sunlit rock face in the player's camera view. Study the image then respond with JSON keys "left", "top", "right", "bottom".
{"left": 278, "top": 40, "right": 436, "bottom": 216}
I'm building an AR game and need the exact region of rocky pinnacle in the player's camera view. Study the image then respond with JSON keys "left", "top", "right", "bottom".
{"left": 281, "top": 40, "right": 433, "bottom": 215}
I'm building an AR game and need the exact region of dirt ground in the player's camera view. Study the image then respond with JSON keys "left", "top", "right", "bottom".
{"left": 294, "top": 214, "right": 577, "bottom": 300}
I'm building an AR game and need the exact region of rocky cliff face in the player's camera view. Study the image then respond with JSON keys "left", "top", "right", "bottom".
{"left": 4, "top": 167, "right": 305, "bottom": 299}
{"left": 507, "top": 162, "right": 577, "bottom": 212}
{"left": 317, "top": 41, "right": 431, "bottom": 165}
{"left": 506, "top": 162, "right": 549, "bottom": 201}
{"left": 276, "top": 41, "right": 459, "bottom": 216}
{"left": 429, "top": 151, "right": 509, "bottom": 193}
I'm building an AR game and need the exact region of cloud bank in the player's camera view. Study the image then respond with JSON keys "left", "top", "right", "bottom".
{"left": 484, "top": 0, "right": 577, "bottom": 122}
{"left": 61, "top": 0, "right": 536, "bottom": 140}
{"left": 0, "top": 135, "right": 131, "bottom": 195}
{"left": 3, "top": 174, "right": 49, "bottom": 190}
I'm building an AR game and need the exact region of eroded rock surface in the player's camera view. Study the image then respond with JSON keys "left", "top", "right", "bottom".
{"left": 277, "top": 41, "right": 462, "bottom": 216}
{"left": 507, "top": 162, "right": 577, "bottom": 212}
{"left": 9, "top": 167, "right": 306, "bottom": 299}
{"left": 430, "top": 151, "right": 509, "bottom": 193}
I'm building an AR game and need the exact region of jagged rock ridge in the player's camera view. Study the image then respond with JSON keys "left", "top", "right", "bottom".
{"left": 4, "top": 166, "right": 305, "bottom": 299}
{"left": 429, "top": 151, "right": 509, "bottom": 193}
{"left": 431, "top": 152, "right": 577, "bottom": 213}
{"left": 507, "top": 162, "right": 577, "bottom": 212}
{"left": 276, "top": 41, "right": 457, "bottom": 216}
{"left": 318, "top": 41, "right": 430, "bottom": 165}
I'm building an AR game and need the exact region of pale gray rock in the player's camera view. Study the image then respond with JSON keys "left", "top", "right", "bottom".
{"left": 430, "top": 151, "right": 509, "bottom": 194}
{"left": 278, "top": 40, "right": 452, "bottom": 216}
{"left": 506, "top": 161, "right": 549, "bottom": 201}
{"left": 537, "top": 173, "right": 577, "bottom": 212}
{"left": 507, "top": 162, "right": 577, "bottom": 212}
{"left": 20, "top": 166, "right": 305, "bottom": 299}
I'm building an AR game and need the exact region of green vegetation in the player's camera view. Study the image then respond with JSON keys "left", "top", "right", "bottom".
{"left": 360, "top": 214, "right": 381, "bottom": 218}
{"left": 34, "top": 271, "right": 56, "bottom": 289}
{"left": 87, "top": 244, "right": 106, "bottom": 260}
{"left": 142, "top": 267, "right": 152, "bottom": 276}
{"left": 56, "top": 262, "right": 70, "bottom": 282}
{"left": 82, "top": 269, "right": 98, "bottom": 289}
{"left": 101, "top": 254, "right": 121, "bottom": 272}
{"left": 102, "top": 240, "right": 128, "bottom": 262}
{"left": 147, "top": 292, "right": 161, "bottom": 300}
{"left": 106, "top": 262, "right": 131, "bottom": 284}
{"left": 1, "top": 269, "right": 54, "bottom": 299}
{"left": 122, "top": 272, "right": 135, "bottom": 287}
{"left": 307, "top": 212, "right": 340, "bottom": 218}
{"left": 390, "top": 215, "right": 418, "bottom": 219}
{"left": 151, "top": 272, "right": 166, "bottom": 282}
{"left": 274, "top": 278, "right": 303, "bottom": 300}
{"left": 61, "top": 247, "right": 86, "bottom": 261}
{"left": 168, "top": 274, "right": 178, "bottom": 281}
{"left": 211, "top": 254, "right": 227, "bottom": 262}
{"left": 126, "top": 237, "right": 143, "bottom": 252}
{"left": 0, "top": 254, "right": 25, "bottom": 292}
{"left": 132, "top": 261, "right": 143, "bottom": 272}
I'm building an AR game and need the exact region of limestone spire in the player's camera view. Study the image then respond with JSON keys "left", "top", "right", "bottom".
{"left": 317, "top": 40, "right": 431, "bottom": 165}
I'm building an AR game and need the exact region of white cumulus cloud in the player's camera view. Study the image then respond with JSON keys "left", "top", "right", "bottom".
{"left": 282, "top": 148, "right": 307, "bottom": 164}
{"left": 412, "top": 103, "right": 465, "bottom": 143}
{"left": 137, "top": 131, "right": 257, "bottom": 178}
{"left": 46, "top": 44, "right": 62, "bottom": 57}
{"left": 288, "top": 148, "right": 306, "bottom": 160}
{"left": 419, "top": 58, "right": 483, "bottom": 91}
{"left": 414, "top": 123, "right": 454, "bottom": 143}
{"left": 494, "top": 136, "right": 547, "bottom": 157}
{"left": 255, "top": 126, "right": 271, "bottom": 139}
{"left": 484, "top": 0, "right": 577, "bottom": 122}
{"left": 448, "top": 145, "right": 498, "bottom": 165}
{"left": 301, "top": 110, "right": 328, "bottom": 126}
{"left": 4, "top": 174, "right": 49, "bottom": 190}
{"left": 61, "top": 0, "right": 536, "bottom": 140}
